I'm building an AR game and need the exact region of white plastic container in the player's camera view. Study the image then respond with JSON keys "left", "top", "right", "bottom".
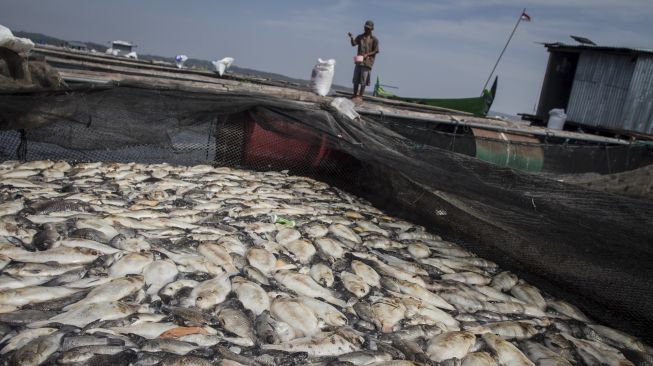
{"left": 547, "top": 108, "right": 567, "bottom": 130}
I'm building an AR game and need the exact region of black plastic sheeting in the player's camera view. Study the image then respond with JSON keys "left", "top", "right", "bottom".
{"left": 1, "top": 85, "right": 652, "bottom": 343}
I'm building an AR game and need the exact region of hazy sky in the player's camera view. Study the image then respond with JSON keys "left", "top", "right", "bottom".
{"left": 2, "top": 0, "right": 652, "bottom": 114}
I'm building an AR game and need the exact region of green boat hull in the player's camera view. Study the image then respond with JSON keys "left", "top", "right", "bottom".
{"left": 373, "top": 76, "right": 498, "bottom": 116}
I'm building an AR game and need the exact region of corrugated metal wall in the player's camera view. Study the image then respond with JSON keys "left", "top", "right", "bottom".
{"left": 622, "top": 55, "right": 653, "bottom": 135}
{"left": 567, "top": 52, "right": 636, "bottom": 130}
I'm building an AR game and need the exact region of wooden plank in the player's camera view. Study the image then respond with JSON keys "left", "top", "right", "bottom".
{"left": 34, "top": 45, "right": 308, "bottom": 90}
{"left": 47, "top": 56, "right": 237, "bottom": 86}
{"left": 336, "top": 90, "right": 474, "bottom": 116}
{"left": 57, "top": 69, "right": 327, "bottom": 103}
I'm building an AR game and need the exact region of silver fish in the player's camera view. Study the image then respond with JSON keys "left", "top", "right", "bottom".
{"left": 14, "top": 331, "right": 65, "bottom": 366}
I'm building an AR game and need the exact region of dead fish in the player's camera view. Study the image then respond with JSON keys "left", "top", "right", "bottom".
{"left": 309, "top": 263, "right": 335, "bottom": 287}
{"left": 156, "top": 355, "right": 214, "bottom": 366}
{"left": 255, "top": 310, "right": 296, "bottom": 344}
{"left": 337, "top": 350, "right": 393, "bottom": 364}
{"left": 340, "top": 271, "right": 370, "bottom": 298}
{"left": 0, "top": 285, "right": 80, "bottom": 307}
{"left": 13, "top": 330, "right": 65, "bottom": 366}
{"left": 261, "top": 331, "right": 360, "bottom": 357}
{"left": 464, "top": 321, "right": 539, "bottom": 340}
{"left": 314, "top": 237, "right": 345, "bottom": 262}
{"left": 63, "top": 275, "right": 145, "bottom": 310}
{"left": 69, "top": 228, "right": 110, "bottom": 243}
{"left": 110, "top": 322, "right": 180, "bottom": 339}
{"left": 441, "top": 272, "right": 492, "bottom": 286}
{"left": 144, "top": 259, "right": 179, "bottom": 300}
{"left": 371, "top": 297, "right": 407, "bottom": 333}
{"left": 3, "top": 262, "right": 84, "bottom": 277}
{"left": 356, "top": 221, "right": 389, "bottom": 236}
{"left": 57, "top": 238, "right": 120, "bottom": 255}
{"left": 511, "top": 282, "right": 546, "bottom": 311}
{"left": 270, "top": 296, "right": 319, "bottom": 337}
{"left": 306, "top": 224, "right": 328, "bottom": 238}
{"left": 61, "top": 335, "right": 125, "bottom": 351}
{"left": 246, "top": 247, "right": 277, "bottom": 275}
{"left": 520, "top": 341, "right": 571, "bottom": 366}
{"left": 298, "top": 296, "right": 348, "bottom": 327}
{"left": 329, "top": 224, "right": 362, "bottom": 244}
{"left": 198, "top": 242, "right": 238, "bottom": 274}
{"left": 6, "top": 246, "right": 102, "bottom": 264}
{"left": 29, "top": 199, "right": 91, "bottom": 215}
{"left": 28, "top": 301, "right": 143, "bottom": 328}
{"left": 216, "top": 305, "right": 256, "bottom": 345}
{"left": 461, "top": 352, "right": 498, "bottom": 366}
{"left": 141, "top": 339, "right": 199, "bottom": 355}
{"left": 242, "top": 265, "right": 270, "bottom": 286}
{"left": 426, "top": 331, "right": 476, "bottom": 362}
{"left": 276, "top": 228, "right": 301, "bottom": 246}
{"left": 285, "top": 239, "right": 316, "bottom": 264}
{"left": 108, "top": 235, "right": 151, "bottom": 252}
{"left": 483, "top": 333, "right": 535, "bottom": 366}
{"left": 232, "top": 276, "right": 270, "bottom": 316}
{"left": 58, "top": 344, "right": 128, "bottom": 364}
{"left": 185, "top": 272, "right": 231, "bottom": 309}
{"left": 0, "top": 327, "right": 57, "bottom": 354}
{"left": 407, "top": 243, "right": 431, "bottom": 259}
{"left": 351, "top": 260, "right": 381, "bottom": 288}
{"left": 273, "top": 270, "right": 345, "bottom": 307}
{"left": 0, "top": 274, "right": 54, "bottom": 290}
{"left": 108, "top": 252, "right": 154, "bottom": 277}
{"left": 583, "top": 324, "right": 647, "bottom": 353}
{"left": 0, "top": 309, "right": 57, "bottom": 326}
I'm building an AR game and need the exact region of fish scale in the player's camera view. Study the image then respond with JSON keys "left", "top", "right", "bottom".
{"left": 0, "top": 160, "right": 647, "bottom": 365}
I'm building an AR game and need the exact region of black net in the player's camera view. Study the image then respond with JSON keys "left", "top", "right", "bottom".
{"left": 1, "top": 84, "right": 652, "bottom": 344}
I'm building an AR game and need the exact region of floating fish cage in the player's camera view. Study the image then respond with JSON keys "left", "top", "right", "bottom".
{"left": 0, "top": 82, "right": 652, "bottom": 365}
{"left": 368, "top": 113, "right": 653, "bottom": 175}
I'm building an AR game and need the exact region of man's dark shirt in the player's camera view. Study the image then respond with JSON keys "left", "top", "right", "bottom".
{"left": 354, "top": 34, "right": 379, "bottom": 68}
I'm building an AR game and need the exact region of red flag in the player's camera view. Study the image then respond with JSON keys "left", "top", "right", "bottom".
{"left": 521, "top": 10, "right": 532, "bottom": 22}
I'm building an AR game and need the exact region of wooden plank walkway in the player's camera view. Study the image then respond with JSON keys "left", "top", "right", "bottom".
{"left": 29, "top": 45, "right": 638, "bottom": 146}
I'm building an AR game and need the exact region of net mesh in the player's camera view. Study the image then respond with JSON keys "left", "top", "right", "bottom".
{"left": 1, "top": 84, "right": 652, "bottom": 343}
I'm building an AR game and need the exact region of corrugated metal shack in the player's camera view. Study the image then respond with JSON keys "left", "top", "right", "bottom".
{"left": 536, "top": 42, "right": 653, "bottom": 136}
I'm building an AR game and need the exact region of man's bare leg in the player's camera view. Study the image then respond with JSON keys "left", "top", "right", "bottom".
{"left": 358, "top": 86, "right": 366, "bottom": 101}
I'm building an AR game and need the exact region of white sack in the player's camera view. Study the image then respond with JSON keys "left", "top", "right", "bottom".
{"left": 310, "top": 58, "right": 336, "bottom": 96}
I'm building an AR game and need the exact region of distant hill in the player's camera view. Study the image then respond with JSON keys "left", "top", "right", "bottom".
{"left": 13, "top": 31, "right": 350, "bottom": 91}
{"left": 14, "top": 31, "right": 108, "bottom": 53}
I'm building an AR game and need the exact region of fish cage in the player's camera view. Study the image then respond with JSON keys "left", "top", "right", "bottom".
{"left": 1, "top": 81, "right": 653, "bottom": 361}
{"left": 370, "top": 114, "right": 653, "bottom": 175}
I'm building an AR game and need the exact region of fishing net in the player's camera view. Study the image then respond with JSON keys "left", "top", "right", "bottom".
{"left": 0, "top": 83, "right": 652, "bottom": 344}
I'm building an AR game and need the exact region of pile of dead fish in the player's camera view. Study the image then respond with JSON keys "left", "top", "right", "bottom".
{"left": 0, "top": 160, "right": 650, "bottom": 366}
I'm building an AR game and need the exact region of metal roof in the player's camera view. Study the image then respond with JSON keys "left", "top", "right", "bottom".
{"left": 544, "top": 42, "right": 653, "bottom": 56}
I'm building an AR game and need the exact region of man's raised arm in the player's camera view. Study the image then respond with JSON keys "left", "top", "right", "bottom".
{"left": 348, "top": 32, "right": 357, "bottom": 46}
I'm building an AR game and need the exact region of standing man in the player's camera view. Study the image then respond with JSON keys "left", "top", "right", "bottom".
{"left": 348, "top": 20, "right": 379, "bottom": 102}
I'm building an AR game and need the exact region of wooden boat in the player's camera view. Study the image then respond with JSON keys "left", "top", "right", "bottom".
{"left": 373, "top": 76, "right": 498, "bottom": 116}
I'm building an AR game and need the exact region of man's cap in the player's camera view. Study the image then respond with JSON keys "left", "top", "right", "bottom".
{"left": 364, "top": 20, "right": 374, "bottom": 29}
